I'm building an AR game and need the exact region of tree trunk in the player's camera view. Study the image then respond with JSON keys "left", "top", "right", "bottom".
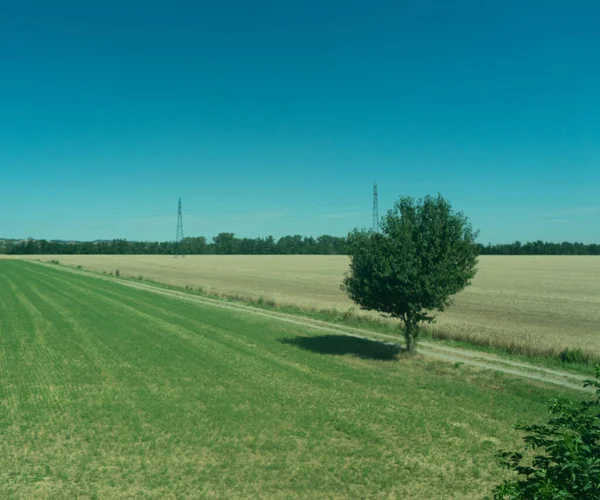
{"left": 404, "top": 316, "right": 416, "bottom": 353}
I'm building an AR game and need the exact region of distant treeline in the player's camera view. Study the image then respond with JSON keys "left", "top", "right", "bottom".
{"left": 478, "top": 241, "right": 600, "bottom": 255}
{"left": 7, "top": 234, "right": 349, "bottom": 255}
{"left": 4, "top": 236, "right": 600, "bottom": 256}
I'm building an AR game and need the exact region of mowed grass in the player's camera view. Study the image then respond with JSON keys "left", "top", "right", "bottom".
{"left": 15, "top": 254, "right": 600, "bottom": 361}
{"left": 0, "top": 260, "right": 581, "bottom": 498}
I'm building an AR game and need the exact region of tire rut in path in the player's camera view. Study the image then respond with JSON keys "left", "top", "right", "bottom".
{"left": 32, "top": 261, "right": 591, "bottom": 393}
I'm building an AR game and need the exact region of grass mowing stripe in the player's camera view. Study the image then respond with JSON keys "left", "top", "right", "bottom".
{"left": 22, "top": 264, "right": 399, "bottom": 392}
{"left": 13, "top": 263, "right": 341, "bottom": 426}
{"left": 0, "top": 267, "right": 27, "bottom": 422}
{"left": 52, "top": 272, "right": 387, "bottom": 407}
{"left": 27, "top": 269, "right": 286, "bottom": 390}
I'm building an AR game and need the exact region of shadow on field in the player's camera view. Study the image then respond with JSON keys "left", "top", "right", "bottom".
{"left": 278, "top": 335, "right": 402, "bottom": 361}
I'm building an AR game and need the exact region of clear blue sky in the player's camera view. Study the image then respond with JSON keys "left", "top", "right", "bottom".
{"left": 1, "top": 0, "right": 598, "bottom": 243}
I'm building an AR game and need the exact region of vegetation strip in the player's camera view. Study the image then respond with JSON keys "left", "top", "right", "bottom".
{"left": 5, "top": 237, "right": 600, "bottom": 255}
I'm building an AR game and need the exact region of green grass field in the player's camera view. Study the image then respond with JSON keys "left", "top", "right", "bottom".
{"left": 0, "top": 260, "right": 581, "bottom": 498}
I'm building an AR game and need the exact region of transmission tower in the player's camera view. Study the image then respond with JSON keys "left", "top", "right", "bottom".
{"left": 372, "top": 183, "right": 380, "bottom": 232}
{"left": 175, "top": 198, "right": 184, "bottom": 253}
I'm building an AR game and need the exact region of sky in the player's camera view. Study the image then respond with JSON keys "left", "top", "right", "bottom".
{"left": 1, "top": 0, "right": 599, "bottom": 243}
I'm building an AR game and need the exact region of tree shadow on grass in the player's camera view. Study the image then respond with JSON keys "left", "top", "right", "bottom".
{"left": 278, "top": 335, "right": 402, "bottom": 361}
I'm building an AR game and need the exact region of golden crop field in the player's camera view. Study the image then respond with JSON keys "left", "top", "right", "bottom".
{"left": 9, "top": 255, "right": 600, "bottom": 360}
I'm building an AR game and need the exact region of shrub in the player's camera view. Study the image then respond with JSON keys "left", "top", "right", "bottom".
{"left": 494, "top": 367, "right": 600, "bottom": 499}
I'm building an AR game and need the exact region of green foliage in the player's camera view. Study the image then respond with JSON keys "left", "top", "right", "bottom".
{"left": 494, "top": 367, "right": 600, "bottom": 499}
{"left": 342, "top": 194, "right": 478, "bottom": 351}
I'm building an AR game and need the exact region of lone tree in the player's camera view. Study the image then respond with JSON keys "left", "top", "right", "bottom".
{"left": 342, "top": 194, "right": 478, "bottom": 352}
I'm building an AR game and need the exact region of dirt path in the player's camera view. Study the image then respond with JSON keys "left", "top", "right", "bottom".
{"left": 34, "top": 261, "right": 591, "bottom": 392}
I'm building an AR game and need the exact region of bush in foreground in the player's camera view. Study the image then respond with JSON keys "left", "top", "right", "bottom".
{"left": 494, "top": 367, "right": 600, "bottom": 499}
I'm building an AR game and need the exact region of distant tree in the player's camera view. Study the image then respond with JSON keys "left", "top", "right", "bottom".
{"left": 494, "top": 367, "right": 600, "bottom": 499}
{"left": 316, "top": 235, "right": 338, "bottom": 254}
{"left": 212, "top": 233, "right": 238, "bottom": 255}
{"left": 342, "top": 194, "right": 479, "bottom": 352}
{"left": 253, "top": 236, "right": 275, "bottom": 254}
{"left": 181, "top": 236, "right": 208, "bottom": 255}
{"left": 302, "top": 236, "right": 317, "bottom": 254}
{"left": 276, "top": 235, "right": 304, "bottom": 254}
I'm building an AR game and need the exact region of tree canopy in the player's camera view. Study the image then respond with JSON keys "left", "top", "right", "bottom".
{"left": 343, "top": 194, "right": 479, "bottom": 352}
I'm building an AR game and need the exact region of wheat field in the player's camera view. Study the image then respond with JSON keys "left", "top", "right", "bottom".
{"left": 7, "top": 255, "right": 600, "bottom": 359}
